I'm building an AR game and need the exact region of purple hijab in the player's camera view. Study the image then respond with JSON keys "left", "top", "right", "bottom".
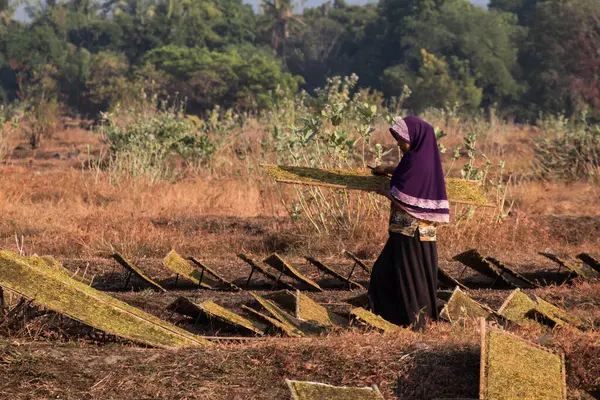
{"left": 388, "top": 116, "right": 449, "bottom": 223}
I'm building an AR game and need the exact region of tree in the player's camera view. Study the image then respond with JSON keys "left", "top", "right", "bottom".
{"left": 142, "top": 44, "right": 303, "bottom": 111}
{"left": 383, "top": 49, "right": 482, "bottom": 111}
{"left": 399, "top": 0, "right": 524, "bottom": 108}
{"left": 293, "top": 1, "right": 382, "bottom": 90}
{"left": 489, "top": 0, "right": 539, "bottom": 25}
{"left": 283, "top": 12, "right": 345, "bottom": 89}
{"left": 85, "top": 51, "right": 131, "bottom": 110}
{"left": 520, "top": 0, "right": 600, "bottom": 118}
{"left": 258, "top": 0, "right": 305, "bottom": 54}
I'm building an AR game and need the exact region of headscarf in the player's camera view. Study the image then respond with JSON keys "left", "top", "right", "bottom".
{"left": 388, "top": 116, "right": 449, "bottom": 223}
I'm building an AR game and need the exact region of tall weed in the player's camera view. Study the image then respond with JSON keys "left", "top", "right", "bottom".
{"left": 534, "top": 117, "right": 600, "bottom": 183}
{"left": 257, "top": 75, "right": 513, "bottom": 237}
{"left": 0, "top": 115, "right": 13, "bottom": 161}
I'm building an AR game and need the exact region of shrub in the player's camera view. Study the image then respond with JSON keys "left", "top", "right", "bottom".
{"left": 99, "top": 103, "right": 215, "bottom": 181}
{"left": 534, "top": 122, "right": 600, "bottom": 182}
{"left": 22, "top": 99, "right": 60, "bottom": 149}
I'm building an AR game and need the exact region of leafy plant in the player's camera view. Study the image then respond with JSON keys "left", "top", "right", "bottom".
{"left": 444, "top": 128, "right": 512, "bottom": 222}
{"left": 459, "top": 131, "right": 491, "bottom": 182}
{"left": 98, "top": 102, "right": 215, "bottom": 182}
{"left": 264, "top": 75, "right": 388, "bottom": 236}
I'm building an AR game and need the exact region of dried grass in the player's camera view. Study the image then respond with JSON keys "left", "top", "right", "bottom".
{"left": 0, "top": 251, "right": 210, "bottom": 348}
{"left": 286, "top": 380, "right": 384, "bottom": 400}
{"left": 481, "top": 323, "right": 566, "bottom": 400}
{"left": 162, "top": 250, "right": 215, "bottom": 289}
{"left": 1, "top": 125, "right": 599, "bottom": 261}
{"left": 199, "top": 301, "right": 266, "bottom": 336}
{"left": 440, "top": 288, "right": 492, "bottom": 322}
{"left": 262, "top": 165, "right": 490, "bottom": 205}
{"left": 263, "top": 254, "right": 322, "bottom": 292}
{"left": 1, "top": 120, "right": 600, "bottom": 398}
{"left": 350, "top": 307, "right": 401, "bottom": 333}
{"left": 112, "top": 253, "right": 166, "bottom": 292}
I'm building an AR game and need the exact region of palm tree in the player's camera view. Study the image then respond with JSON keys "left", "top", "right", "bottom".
{"left": 0, "top": 0, "right": 22, "bottom": 27}
{"left": 259, "top": 0, "right": 305, "bottom": 54}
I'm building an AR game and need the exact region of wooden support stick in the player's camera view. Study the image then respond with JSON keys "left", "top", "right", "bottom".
{"left": 346, "top": 262, "right": 358, "bottom": 282}
{"left": 245, "top": 267, "right": 255, "bottom": 289}
{"left": 122, "top": 271, "right": 132, "bottom": 290}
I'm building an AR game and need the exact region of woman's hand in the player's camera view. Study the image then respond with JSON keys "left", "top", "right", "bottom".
{"left": 371, "top": 164, "right": 394, "bottom": 176}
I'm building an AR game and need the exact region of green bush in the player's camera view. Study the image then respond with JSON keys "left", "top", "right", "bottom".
{"left": 141, "top": 44, "right": 303, "bottom": 111}
{"left": 23, "top": 99, "right": 61, "bottom": 149}
{"left": 382, "top": 50, "right": 483, "bottom": 113}
{"left": 100, "top": 107, "right": 215, "bottom": 181}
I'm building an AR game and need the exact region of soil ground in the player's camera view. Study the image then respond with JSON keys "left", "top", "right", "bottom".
{"left": 1, "top": 123, "right": 600, "bottom": 399}
{"left": 2, "top": 255, "right": 600, "bottom": 399}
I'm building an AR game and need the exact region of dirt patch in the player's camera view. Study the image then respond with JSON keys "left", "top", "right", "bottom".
{"left": 535, "top": 215, "right": 600, "bottom": 245}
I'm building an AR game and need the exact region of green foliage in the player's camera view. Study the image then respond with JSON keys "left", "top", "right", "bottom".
{"left": 435, "top": 127, "right": 447, "bottom": 154}
{"left": 378, "top": 0, "right": 523, "bottom": 109}
{"left": 0, "top": 0, "right": 597, "bottom": 121}
{"left": 99, "top": 101, "right": 215, "bottom": 181}
{"left": 458, "top": 130, "right": 492, "bottom": 182}
{"left": 142, "top": 44, "right": 302, "bottom": 111}
{"left": 443, "top": 126, "right": 512, "bottom": 221}
{"left": 520, "top": 0, "right": 600, "bottom": 119}
{"left": 263, "top": 75, "right": 387, "bottom": 235}
{"left": 85, "top": 51, "right": 132, "bottom": 110}
{"left": 258, "top": 0, "right": 305, "bottom": 55}
{"left": 489, "top": 0, "right": 539, "bottom": 25}
{"left": 385, "top": 49, "right": 483, "bottom": 112}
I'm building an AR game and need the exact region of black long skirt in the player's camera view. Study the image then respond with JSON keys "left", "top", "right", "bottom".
{"left": 368, "top": 232, "right": 439, "bottom": 331}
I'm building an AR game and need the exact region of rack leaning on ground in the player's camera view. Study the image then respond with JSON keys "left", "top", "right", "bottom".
{"left": 1, "top": 249, "right": 598, "bottom": 342}
{"left": 1, "top": 249, "right": 597, "bottom": 398}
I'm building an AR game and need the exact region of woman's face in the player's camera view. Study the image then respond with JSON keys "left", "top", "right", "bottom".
{"left": 397, "top": 139, "right": 410, "bottom": 154}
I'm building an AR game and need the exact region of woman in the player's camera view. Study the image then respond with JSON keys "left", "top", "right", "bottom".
{"left": 369, "top": 116, "right": 449, "bottom": 331}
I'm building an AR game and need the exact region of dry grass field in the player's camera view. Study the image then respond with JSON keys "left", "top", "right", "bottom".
{"left": 1, "top": 118, "right": 599, "bottom": 399}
